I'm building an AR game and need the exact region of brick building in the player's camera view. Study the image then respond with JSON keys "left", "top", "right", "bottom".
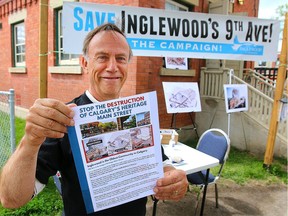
{"left": 0, "top": 0, "right": 258, "bottom": 129}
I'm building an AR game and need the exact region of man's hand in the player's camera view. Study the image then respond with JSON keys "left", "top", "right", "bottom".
{"left": 153, "top": 167, "right": 188, "bottom": 201}
{"left": 24, "top": 98, "right": 75, "bottom": 147}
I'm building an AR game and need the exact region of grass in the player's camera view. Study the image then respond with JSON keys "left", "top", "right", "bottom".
{"left": 185, "top": 139, "right": 288, "bottom": 185}
{"left": 0, "top": 117, "right": 287, "bottom": 215}
{"left": 15, "top": 117, "right": 25, "bottom": 144}
{"left": 221, "top": 147, "right": 287, "bottom": 185}
{"left": 0, "top": 178, "right": 63, "bottom": 216}
{"left": 0, "top": 117, "right": 63, "bottom": 216}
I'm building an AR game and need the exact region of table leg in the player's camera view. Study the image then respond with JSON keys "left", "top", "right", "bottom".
{"left": 152, "top": 196, "right": 159, "bottom": 216}
{"left": 200, "top": 168, "right": 210, "bottom": 216}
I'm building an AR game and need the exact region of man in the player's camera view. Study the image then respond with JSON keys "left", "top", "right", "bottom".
{"left": 0, "top": 23, "right": 188, "bottom": 215}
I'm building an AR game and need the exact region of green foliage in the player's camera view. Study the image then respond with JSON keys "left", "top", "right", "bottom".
{"left": 267, "top": 156, "right": 287, "bottom": 183}
{"left": 0, "top": 178, "right": 63, "bottom": 216}
{"left": 186, "top": 140, "right": 287, "bottom": 185}
{"left": 220, "top": 147, "right": 287, "bottom": 185}
{"left": 0, "top": 117, "right": 63, "bottom": 215}
{"left": 275, "top": 3, "right": 288, "bottom": 18}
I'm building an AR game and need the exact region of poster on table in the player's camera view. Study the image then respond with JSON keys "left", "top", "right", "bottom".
{"left": 224, "top": 84, "right": 249, "bottom": 113}
{"left": 63, "top": 2, "right": 280, "bottom": 61}
{"left": 162, "top": 82, "right": 202, "bottom": 113}
{"left": 67, "top": 91, "right": 163, "bottom": 214}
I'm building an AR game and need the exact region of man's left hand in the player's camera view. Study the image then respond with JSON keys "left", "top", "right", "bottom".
{"left": 153, "top": 167, "right": 188, "bottom": 201}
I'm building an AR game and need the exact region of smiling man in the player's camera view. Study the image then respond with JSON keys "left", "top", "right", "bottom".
{"left": 0, "top": 23, "right": 188, "bottom": 216}
{"left": 81, "top": 24, "right": 132, "bottom": 101}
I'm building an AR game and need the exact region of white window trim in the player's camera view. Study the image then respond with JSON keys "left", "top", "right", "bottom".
{"left": 56, "top": 9, "right": 80, "bottom": 66}
{"left": 49, "top": 66, "right": 82, "bottom": 74}
{"left": 13, "top": 22, "right": 26, "bottom": 67}
{"left": 9, "top": 67, "right": 26, "bottom": 74}
{"left": 9, "top": 9, "right": 27, "bottom": 72}
{"left": 50, "top": 0, "right": 78, "bottom": 9}
{"left": 165, "top": 0, "right": 189, "bottom": 11}
{"left": 163, "top": 1, "right": 190, "bottom": 75}
{"left": 8, "top": 9, "right": 27, "bottom": 24}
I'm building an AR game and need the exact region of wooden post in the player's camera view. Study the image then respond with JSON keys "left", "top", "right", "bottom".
{"left": 39, "top": 0, "right": 48, "bottom": 98}
{"left": 263, "top": 13, "right": 287, "bottom": 168}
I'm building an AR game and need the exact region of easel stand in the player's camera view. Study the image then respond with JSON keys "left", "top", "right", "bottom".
{"left": 170, "top": 113, "right": 199, "bottom": 138}
{"left": 227, "top": 69, "right": 233, "bottom": 137}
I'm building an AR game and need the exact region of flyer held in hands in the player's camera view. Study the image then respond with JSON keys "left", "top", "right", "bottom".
{"left": 67, "top": 91, "right": 163, "bottom": 214}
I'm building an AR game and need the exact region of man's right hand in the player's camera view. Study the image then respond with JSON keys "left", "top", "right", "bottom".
{"left": 24, "top": 98, "right": 75, "bottom": 147}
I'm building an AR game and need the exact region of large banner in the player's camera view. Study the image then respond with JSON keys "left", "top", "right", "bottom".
{"left": 63, "top": 2, "right": 280, "bottom": 61}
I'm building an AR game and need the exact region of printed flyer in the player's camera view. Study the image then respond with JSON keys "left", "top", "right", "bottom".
{"left": 67, "top": 91, "right": 163, "bottom": 214}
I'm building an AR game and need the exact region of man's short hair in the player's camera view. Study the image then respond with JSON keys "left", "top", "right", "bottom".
{"left": 82, "top": 23, "right": 133, "bottom": 60}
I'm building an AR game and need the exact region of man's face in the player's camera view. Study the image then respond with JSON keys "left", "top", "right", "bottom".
{"left": 81, "top": 30, "right": 130, "bottom": 101}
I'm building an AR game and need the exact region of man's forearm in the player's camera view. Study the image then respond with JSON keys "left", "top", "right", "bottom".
{"left": 0, "top": 136, "right": 40, "bottom": 208}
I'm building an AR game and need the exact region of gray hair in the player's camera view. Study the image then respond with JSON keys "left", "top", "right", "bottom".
{"left": 82, "top": 23, "right": 133, "bottom": 61}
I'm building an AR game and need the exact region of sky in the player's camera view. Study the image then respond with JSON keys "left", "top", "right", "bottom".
{"left": 258, "top": 0, "right": 287, "bottom": 19}
{"left": 258, "top": 0, "right": 286, "bottom": 52}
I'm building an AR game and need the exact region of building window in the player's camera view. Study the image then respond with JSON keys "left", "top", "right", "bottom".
{"left": 56, "top": 9, "right": 79, "bottom": 65}
{"left": 258, "top": 61, "right": 267, "bottom": 67}
{"left": 165, "top": 0, "right": 188, "bottom": 11}
{"left": 12, "top": 22, "right": 25, "bottom": 67}
{"left": 164, "top": 1, "right": 189, "bottom": 71}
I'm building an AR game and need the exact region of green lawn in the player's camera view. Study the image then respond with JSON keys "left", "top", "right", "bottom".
{"left": 0, "top": 178, "right": 63, "bottom": 216}
{"left": 0, "top": 117, "right": 63, "bottom": 216}
{"left": 0, "top": 117, "right": 287, "bottom": 215}
{"left": 185, "top": 138, "right": 287, "bottom": 185}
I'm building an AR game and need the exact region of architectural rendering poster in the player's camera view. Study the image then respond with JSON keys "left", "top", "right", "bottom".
{"left": 162, "top": 82, "right": 202, "bottom": 113}
{"left": 67, "top": 91, "right": 163, "bottom": 214}
{"left": 224, "top": 84, "right": 249, "bottom": 113}
{"left": 165, "top": 57, "right": 188, "bottom": 70}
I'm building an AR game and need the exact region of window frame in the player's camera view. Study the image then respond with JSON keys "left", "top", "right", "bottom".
{"left": 165, "top": 0, "right": 189, "bottom": 11}
{"left": 12, "top": 21, "right": 26, "bottom": 67}
{"left": 164, "top": 0, "right": 189, "bottom": 70}
{"left": 55, "top": 9, "right": 80, "bottom": 66}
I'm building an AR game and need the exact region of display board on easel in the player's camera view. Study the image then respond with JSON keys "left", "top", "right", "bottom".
{"left": 162, "top": 82, "right": 201, "bottom": 138}
{"left": 162, "top": 82, "right": 202, "bottom": 113}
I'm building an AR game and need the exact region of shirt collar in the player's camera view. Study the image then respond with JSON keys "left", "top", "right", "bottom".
{"left": 85, "top": 90, "right": 120, "bottom": 102}
{"left": 85, "top": 90, "right": 99, "bottom": 103}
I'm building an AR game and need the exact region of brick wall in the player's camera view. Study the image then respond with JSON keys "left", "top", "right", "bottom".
{"left": 233, "top": 0, "right": 259, "bottom": 17}
{"left": 0, "top": 0, "right": 40, "bottom": 109}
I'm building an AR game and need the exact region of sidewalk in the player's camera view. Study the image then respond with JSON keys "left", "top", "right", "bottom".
{"left": 146, "top": 180, "right": 288, "bottom": 216}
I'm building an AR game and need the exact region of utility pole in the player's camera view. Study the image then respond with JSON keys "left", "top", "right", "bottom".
{"left": 39, "top": 0, "right": 48, "bottom": 98}
{"left": 263, "top": 13, "right": 287, "bottom": 168}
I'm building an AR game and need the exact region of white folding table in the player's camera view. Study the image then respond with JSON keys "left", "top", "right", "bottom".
{"left": 161, "top": 142, "right": 219, "bottom": 216}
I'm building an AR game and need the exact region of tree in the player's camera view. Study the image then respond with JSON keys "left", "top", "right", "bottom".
{"left": 275, "top": 3, "right": 287, "bottom": 20}
{"left": 273, "top": 3, "right": 287, "bottom": 54}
